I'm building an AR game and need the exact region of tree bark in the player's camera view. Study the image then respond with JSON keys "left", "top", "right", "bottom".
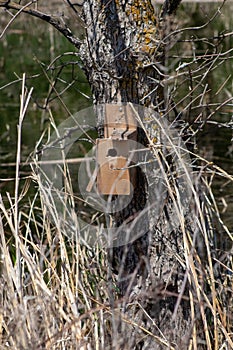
{"left": 79, "top": 1, "right": 201, "bottom": 348}
{"left": 161, "top": 0, "right": 182, "bottom": 17}
{"left": 80, "top": 0, "right": 162, "bottom": 282}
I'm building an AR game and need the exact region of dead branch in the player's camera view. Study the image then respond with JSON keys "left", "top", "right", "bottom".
{"left": 0, "top": 0, "right": 82, "bottom": 48}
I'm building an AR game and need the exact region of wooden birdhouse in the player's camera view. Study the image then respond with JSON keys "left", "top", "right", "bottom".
{"left": 96, "top": 104, "right": 138, "bottom": 195}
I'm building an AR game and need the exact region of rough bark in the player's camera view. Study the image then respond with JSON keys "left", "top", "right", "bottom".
{"left": 80, "top": 0, "right": 162, "bottom": 286}
{"left": 79, "top": 1, "right": 201, "bottom": 348}
{"left": 161, "top": 0, "right": 182, "bottom": 17}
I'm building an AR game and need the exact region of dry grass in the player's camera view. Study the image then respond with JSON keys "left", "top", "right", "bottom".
{"left": 0, "top": 77, "right": 232, "bottom": 349}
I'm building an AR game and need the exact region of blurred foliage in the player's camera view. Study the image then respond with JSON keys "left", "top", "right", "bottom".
{"left": 0, "top": 13, "right": 91, "bottom": 157}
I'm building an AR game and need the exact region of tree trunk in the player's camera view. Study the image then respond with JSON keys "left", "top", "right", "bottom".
{"left": 79, "top": 1, "right": 200, "bottom": 349}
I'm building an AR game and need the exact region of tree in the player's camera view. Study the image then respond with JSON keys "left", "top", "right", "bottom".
{"left": 79, "top": 2, "right": 195, "bottom": 348}
{"left": 0, "top": 1, "right": 232, "bottom": 349}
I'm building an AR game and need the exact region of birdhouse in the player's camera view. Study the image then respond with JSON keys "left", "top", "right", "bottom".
{"left": 96, "top": 104, "right": 138, "bottom": 195}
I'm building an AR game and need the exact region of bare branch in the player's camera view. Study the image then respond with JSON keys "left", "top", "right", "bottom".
{"left": 0, "top": 0, "right": 82, "bottom": 48}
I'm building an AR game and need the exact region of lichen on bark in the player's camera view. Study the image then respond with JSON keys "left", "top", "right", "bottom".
{"left": 80, "top": 0, "right": 163, "bottom": 109}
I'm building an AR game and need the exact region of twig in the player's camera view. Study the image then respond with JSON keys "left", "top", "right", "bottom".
{"left": 0, "top": 0, "right": 82, "bottom": 48}
{"left": 14, "top": 73, "right": 33, "bottom": 295}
